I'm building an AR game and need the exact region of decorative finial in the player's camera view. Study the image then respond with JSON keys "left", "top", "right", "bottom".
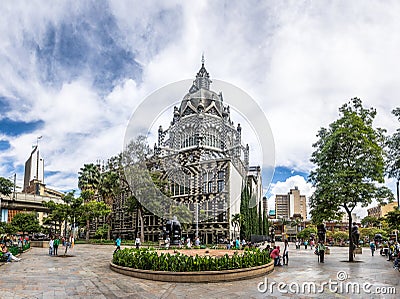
{"left": 201, "top": 53, "right": 205, "bottom": 66}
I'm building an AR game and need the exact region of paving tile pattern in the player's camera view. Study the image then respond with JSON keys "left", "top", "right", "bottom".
{"left": 0, "top": 243, "right": 399, "bottom": 298}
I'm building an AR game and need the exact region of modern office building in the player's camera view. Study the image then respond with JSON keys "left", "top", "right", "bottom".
{"left": 367, "top": 201, "right": 398, "bottom": 218}
{"left": 274, "top": 186, "right": 307, "bottom": 220}
{"left": 23, "top": 145, "right": 44, "bottom": 194}
{"left": 0, "top": 146, "right": 63, "bottom": 224}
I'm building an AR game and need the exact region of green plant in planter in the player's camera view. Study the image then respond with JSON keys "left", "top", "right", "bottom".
{"left": 113, "top": 248, "right": 271, "bottom": 272}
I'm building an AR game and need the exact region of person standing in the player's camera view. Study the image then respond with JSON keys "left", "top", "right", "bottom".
{"left": 235, "top": 237, "right": 240, "bottom": 249}
{"left": 49, "top": 237, "right": 54, "bottom": 256}
{"left": 318, "top": 241, "right": 326, "bottom": 263}
{"left": 114, "top": 235, "right": 121, "bottom": 254}
{"left": 53, "top": 236, "right": 60, "bottom": 256}
{"left": 282, "top": 240, "right": 289, "bottom": 265}
{"left": 135, "top": 236, "right": 141, "bottom": 249}
{"left": 370, "top": 241, "right": 376, "bottom": 256}
{"left": 304, "top": 240, "right": 308, "bottom": 250}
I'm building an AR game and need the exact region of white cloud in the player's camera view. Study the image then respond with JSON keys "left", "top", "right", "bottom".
{"left": 0, "top": 0, "right": 399, "bottom": 205}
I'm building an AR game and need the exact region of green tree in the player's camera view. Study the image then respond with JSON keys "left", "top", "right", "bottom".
{"left": 78, "top": 163, "right": 101, "bottom": 195}
{"left": 95, "top": 224, "right": 109, "bottom": 240}
{"left": 231, "top": 213, "right": 242, "bottom": 240}
{"left": 122, "top": 136, "right": 153, "bottom": 243}
{"left": 309, "top": 98, "right": 393, "bottom": 261}
{"left": 99, "top": 171, "right": 120, "bottom": 240}
{"left": 239, "top": 186, "right": 250, "bottom": 240}
{"left": 333, "top": 231, "right": 349, "bottom": 244}
{"left": 386, "top": 107, "right": 400, "bottom": 210}
{"left": 80, "top": 200, "right": 111, "bottom": 240}
{"left": 0, "top": 177, "right": 13, "bottom": 196}
{"left": 360, "top": 215, "right": 381, "bottom": 228}
{"left": 359, "top": 227, "right": 386, "bottom": 241}
{"left": 262, "top": 209, "right": 269, "bottom": 236}
{"left": 385, "top": 207, "right": 400, "bottom": 231}
{"left": 258, "top": 201, "right": 263, "bottom": 235}
{"left": 0, "top": 221, "right": 16, "bottom": 235}
{"left": 42, "top": 200, "right": 66, "bottom": 235}
{"left": 296, "top": 226, "right": 317, "bottom": 240}
{"left": 11, "top": 212, "right": 41, "bottom": 236}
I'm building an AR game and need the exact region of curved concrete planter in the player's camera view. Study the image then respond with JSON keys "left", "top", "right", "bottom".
{"left": 110, "top": 260, "right": 274, "bottom": 283}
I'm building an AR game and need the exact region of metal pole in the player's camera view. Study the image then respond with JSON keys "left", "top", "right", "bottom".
{"left": 13, "top": 173, "right": 16, "bottom": 200}
{"left": 396, "top": 180, "right": 399, "bottom": 211}
{"left": 196, "top": 202, "right": 199, "bottom": 238}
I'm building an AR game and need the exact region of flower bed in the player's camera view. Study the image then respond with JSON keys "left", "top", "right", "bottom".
{"left": 113, "top": 248, "right": 271, "bottom": 272}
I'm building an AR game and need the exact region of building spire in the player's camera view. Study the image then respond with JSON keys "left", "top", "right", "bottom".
{"left": 193, "top": 53, "right": 211, "bottom": 90}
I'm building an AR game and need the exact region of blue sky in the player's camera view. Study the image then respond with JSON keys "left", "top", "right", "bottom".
{"left": 1, "top": 1, "right": 400, "bottom": 217}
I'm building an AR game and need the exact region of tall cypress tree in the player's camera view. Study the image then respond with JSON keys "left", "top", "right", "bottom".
{"left": 258, "top": 201, "right": 263, "bottom": 235}
{"left": 239, "top": 185, "right": 250, "bottom": 240}
{"left": 263, "top": 209, "right": 269, "bottom": 236}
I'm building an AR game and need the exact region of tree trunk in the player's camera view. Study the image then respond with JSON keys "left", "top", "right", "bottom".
{"left": 106, "top": 214, "right": 111, "bottom": 240}
{"left": 348, "top": 212, "right": 354, "bottom": 262}
{"left": 139, "top": 207, "right": 144, "bottom": 243}
{"left": 86, "top": 219, "right": 90, "bottom": 241}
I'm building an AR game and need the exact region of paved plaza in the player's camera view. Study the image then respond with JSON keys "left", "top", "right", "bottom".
{"left": 0, "top": 243, "right": 399, "bottom": 298}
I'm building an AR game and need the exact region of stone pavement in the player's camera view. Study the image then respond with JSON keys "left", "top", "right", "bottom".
{"left": 0, "top": 243, "right": 399, "bottom": 299}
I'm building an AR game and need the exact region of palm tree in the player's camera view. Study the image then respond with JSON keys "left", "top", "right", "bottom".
{"left": 78, "top": 164, "right": 101, "bottom": 196}
{"left": 231, "top": 213, "right": 242, "bottom": 240}
{"left": 99, "top": 171, "right": 120, "bottom": 240}
{"left": 78, "top": 164, "right": 101, "bottom": 240}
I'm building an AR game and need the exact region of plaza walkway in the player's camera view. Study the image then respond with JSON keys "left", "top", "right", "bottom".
{"left": 0, "top": 243, "right": 398, "bottom": 298}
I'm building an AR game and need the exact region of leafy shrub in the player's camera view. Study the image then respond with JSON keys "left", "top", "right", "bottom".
{"left": 113, "top": 248, "right": 271, "bottom": 272}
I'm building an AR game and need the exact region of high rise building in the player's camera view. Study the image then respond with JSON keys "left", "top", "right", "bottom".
{"left": 275, "top": 186, "right": 307, "bottom": 220}
{"left": 23, "top": 145, "right": 44, "bottom": 194}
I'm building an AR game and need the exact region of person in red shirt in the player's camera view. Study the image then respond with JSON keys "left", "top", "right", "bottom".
{"left": 270, "top": 246, "right": 281, "bottom": 266}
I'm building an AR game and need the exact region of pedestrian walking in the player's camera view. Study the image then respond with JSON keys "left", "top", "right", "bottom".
{"left": 114, "top": 235, "right": 121, "bottom": 254}
{"left": 318, "top": 241, "right": 326, "bottom": 263}
{"left": 235, "top": 237, "right": 240, "bottom": 249}
{"left": 370, "top": 241, "right": 376, "bottom": 256}
{"left": 282, "top": 240, "right": 289, "bottom": 265}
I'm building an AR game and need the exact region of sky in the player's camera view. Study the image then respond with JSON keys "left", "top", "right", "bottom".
{"left": 1, "top": 1, "right": 399, "bottom": 218}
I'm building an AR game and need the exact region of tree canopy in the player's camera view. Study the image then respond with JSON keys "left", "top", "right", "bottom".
{"left": 11, "top": 212, "right": 41, "bottom": 235}
{"left": 0, "top": 177, "right": 13, "bottom": 196}
{"left": 309, "top": 98, "right": 393, "bottom": 261}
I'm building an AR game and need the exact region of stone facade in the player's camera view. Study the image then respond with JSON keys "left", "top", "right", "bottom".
{"left": 110, "top": 59, "right": 264, "bottom": 244}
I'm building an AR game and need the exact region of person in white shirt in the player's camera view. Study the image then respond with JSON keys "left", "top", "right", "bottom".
{"left": 49, "top": 238, "right": 54, "bottom": 256}
{"left": 135, "top": 237, "right": 141, "bottom": 249}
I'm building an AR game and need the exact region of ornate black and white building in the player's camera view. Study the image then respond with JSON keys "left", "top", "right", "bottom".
{"left": 149, "top": 58, "right": 263, "bottom": 243}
